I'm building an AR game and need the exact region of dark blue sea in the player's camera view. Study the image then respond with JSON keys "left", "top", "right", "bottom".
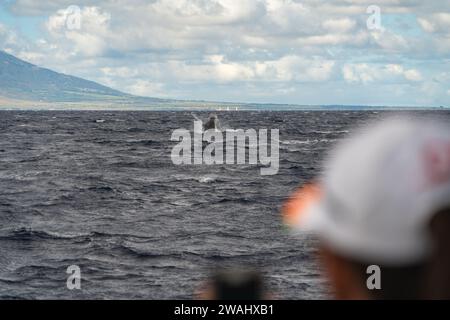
{"left": 1, "top": 110, "right": 449, "bottom": 299}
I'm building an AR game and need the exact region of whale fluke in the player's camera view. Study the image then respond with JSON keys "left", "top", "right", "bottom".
{"left": 203, "top": 114, "right": 219, "bottom": 131}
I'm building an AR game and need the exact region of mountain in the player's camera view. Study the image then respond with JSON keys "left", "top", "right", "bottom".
{"left": 0, "top": 50, "right": 162, "bottom": 103}
{"left": 0, "top": 51, "right": 437, "bottom": 110}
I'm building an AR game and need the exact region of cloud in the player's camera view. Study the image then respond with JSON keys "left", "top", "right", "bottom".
{"left": 417, "top": 12, "right": 450, "bottom": 55}
{"left": 104, "top": 54, "right": 335, "bottom": 84}
{"left": 45, "top": 6, "right": 111, "bottom": 56}
{"left": 0, "top": 23, "right": 21, "bottom": 52}
{"left": 125, "top": 80, "right": 166, "bottom": 97}
{"left": 322, "top": 18, "right": 356, "bottom": 33}
{"left": 342, "top": 63, "right": 422, "bottom": 84}
{"left": 403, "top": 69, "right": 422, "bottom": 81}
{"left": 418, "top": 13, "right": 450, "bottom": 34}
{"left": 1, "top": 0, "right": 449, "bottom": 106}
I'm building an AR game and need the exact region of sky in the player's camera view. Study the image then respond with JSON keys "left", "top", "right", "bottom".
{"left": 0, "top": 0, "right": 449, "bottom": 107}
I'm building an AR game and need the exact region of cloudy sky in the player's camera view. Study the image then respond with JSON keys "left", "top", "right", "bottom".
{"left": 1, "top": 0, "right": 449, "bottom": 106}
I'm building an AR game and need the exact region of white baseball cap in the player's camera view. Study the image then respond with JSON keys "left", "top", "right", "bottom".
{"left": 283, "top": 116, "right": 450, "bottom": 266}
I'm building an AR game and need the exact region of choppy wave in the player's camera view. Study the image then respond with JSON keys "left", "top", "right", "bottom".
{"left": 1, "top": 109, "right": 447, "bottom": 299}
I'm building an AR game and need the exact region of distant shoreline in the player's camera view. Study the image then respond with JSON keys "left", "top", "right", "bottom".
{"left": 0, "top": 107, "right": 447, "bottom": 112}
{"left": 0, "top": 101, "right": 447, "bottom": 112}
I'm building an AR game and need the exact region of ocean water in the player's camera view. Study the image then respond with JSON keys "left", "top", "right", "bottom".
{"left": 0, "top": 110, "right": 449, "bottom": 299}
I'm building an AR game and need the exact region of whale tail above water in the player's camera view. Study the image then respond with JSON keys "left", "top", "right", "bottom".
{"left": 203, "top": 114, "right": 220, "bottom": 131}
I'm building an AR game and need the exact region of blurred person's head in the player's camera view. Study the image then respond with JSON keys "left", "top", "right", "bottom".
{"left": 196, "top": 268, "right": 268, "bottom": 300}
{"left": 283, "top": 116, "right": 450, "bottom": 299}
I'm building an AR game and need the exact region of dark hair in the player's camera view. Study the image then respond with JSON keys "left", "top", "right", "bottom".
{"left": 212, "top": 269, "right": 264, "bottom": 300}
{"left": 347, "top": 209, "right": 450, "bottom": 299}
{"left": 424, "top": 208, "right": 450, "bottom": 299}
{"left": 349, "top": 260, "right": 425, "bottom": 299}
